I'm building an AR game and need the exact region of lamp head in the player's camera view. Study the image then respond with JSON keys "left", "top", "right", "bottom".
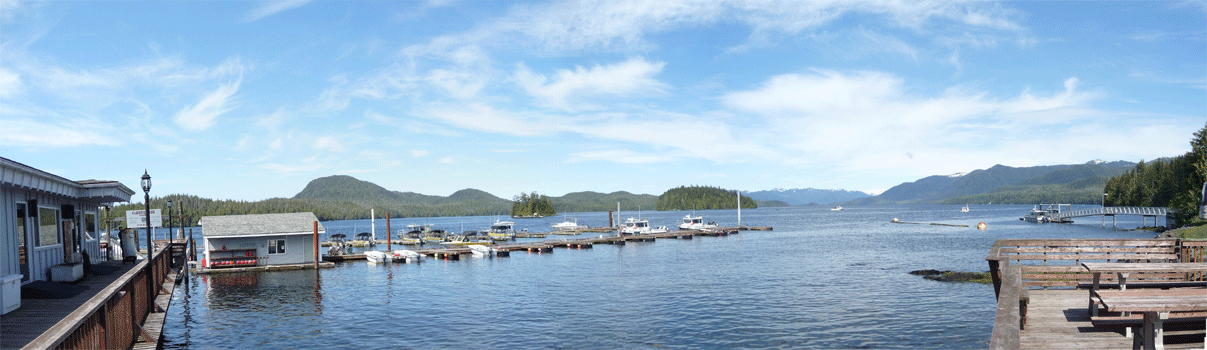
{"left": 140, "top": 170, "right": 151, "bottom": 193}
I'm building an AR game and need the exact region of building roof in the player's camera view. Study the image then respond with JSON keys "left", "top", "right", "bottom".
{"left": 200, "top": 212, "right": 326, "bottom": 237}
{"left": 1, "top": 157, "right": 134, "bottom": 203}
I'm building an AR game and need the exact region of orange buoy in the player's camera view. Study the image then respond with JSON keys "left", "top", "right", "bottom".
{"left": 977, "top": 222, "right": 987, "bottom": 230}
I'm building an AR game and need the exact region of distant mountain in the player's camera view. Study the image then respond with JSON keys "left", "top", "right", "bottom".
{"left": 848, "top": 160, "right": 1137, "bottom": 205}
{"left": 551, "top": 191, "right": 659, "bottom": 213}
{"left": 745, "top": 188, "right": 870, "bottom": 205}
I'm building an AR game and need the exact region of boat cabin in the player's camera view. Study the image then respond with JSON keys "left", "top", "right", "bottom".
{"left": 200, "top": 212, "right": 325, "bottom": 269}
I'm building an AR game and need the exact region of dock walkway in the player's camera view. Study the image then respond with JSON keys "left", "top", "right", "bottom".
{"left": 1021, "top": 289, "right": 1203, "bottom": 349}
{"left": 1, "top": 261, "right": 139, "bottom": 349}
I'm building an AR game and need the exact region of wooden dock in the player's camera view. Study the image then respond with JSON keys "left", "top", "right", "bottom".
{"left": 1019, "top": 289, "right": 1204, "bottom": 349}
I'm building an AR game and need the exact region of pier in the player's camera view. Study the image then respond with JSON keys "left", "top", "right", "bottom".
{"left": 320, "top": 227, "right": 768, "bottom": 262}
{"left": 986, "top": 239, "right": 1207, "bottom": 349}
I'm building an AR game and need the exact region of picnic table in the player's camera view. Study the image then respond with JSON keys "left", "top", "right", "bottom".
{"left": 1082, "top": 262, "right": 1207, "bottom": 317}
{"left": 1094, "top": 288, "right": 1207, "bottom": 350}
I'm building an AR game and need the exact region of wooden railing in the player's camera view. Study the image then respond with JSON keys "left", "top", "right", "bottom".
{"left": 23, "top": 244, "right": 175, "bottom": 349}
{"left": 989, "top": 260, "right": 1023, "bottom": 350}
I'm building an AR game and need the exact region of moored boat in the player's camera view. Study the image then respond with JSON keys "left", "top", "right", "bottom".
{"left": 392, "top": 249, "right": 422, "bottom": 263}
{"left": 441, "top": 230, "right": 494, "bottom": 246}
{"left": 365, "top": 250, "right": 391, "bottom": 263}
{"left": 678, "top": 215, "right": 717, "bottom": 231}
{"left": 621, "top": 217, "right": 667, "bottom": 235}
{"left": 552, "top": 217, "right": 587, "bottom": 231}
{"left": 396, "top": 225, "right": 423, "bottom": 245}
{"left": 488, "top": 220, "right": 516, "bottom": 240}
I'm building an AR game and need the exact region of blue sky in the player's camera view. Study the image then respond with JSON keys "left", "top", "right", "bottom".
{"left": 1, "top": 1, "right": 1204, "bottom": 202}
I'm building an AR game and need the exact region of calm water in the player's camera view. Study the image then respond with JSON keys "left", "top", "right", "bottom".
{"left": 160, "top": 205, "right": 1157, "bottom": 349}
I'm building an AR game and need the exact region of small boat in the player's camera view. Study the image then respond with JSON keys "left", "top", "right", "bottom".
{"left": 392, "top": 249, "right": 422, "bottom": 263}
{"left": 326, "top": 234, "right": 348, "bottom": 256}
{"left": 831, "top": 206, "right": 843, "bottom": 211}
{"left": 488, "top": 220, "right": 516, "bottom": 241}
{"left": 441, "top": 230, "right": 494, "bottom": 246}
{"left": 422, "top": 226, "right": 449, "bottom": 243}
{"left": 365, "top": 250, "right": 391, "bottom": 263}
{"left": 468, "top": 245, "right": 494, "bottom": 257}
{"left": 678, "top": 215, "right": 717, "bottom": 231}
{"left": 620, "top": 218, "right": 666, "bottom": 234}
{"left": 552, "top": 217, "right": 587, "bottom": 231}
{"left": 353, "top": 232, "right": 376, "bottom": 247}
{"left": 1021, "top": 204, "right": 1073, "bottom": 224}
{"left": 396, "top": 225, "right": 423, "bottom": 245}
{"left": 960, "top": 204, "right": 970, "bottom": 213}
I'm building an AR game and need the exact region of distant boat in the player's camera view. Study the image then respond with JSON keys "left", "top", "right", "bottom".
{"left": 1021, "top": 204, "right": 1072, "bottom": 224}
{"left": 441, "top": 230, "right": 493, "bottom": 246}
{"left": 620, "top": 217, "right": 667, "bottom": 235}
{"left": 831, "top": 206, "right": 843, "bottom": 211}
{"left": 678, "top": 215, "right": 717, "bottom": 231}
{"left": 488, "top": 220, "right": 517, "bottom": 240}
{"left": 396, "top": 225, "right": 423, "bottom": 245}
{"left": 961, "top": 204, "right": 970, "bottom": 213}
{"left": 552, "top": 217, "right": 587, "bottom": 231}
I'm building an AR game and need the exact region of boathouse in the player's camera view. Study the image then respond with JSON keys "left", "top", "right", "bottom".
{"left": 200, "top": 212, "right": 324, "bottom": 269}
{"left": 0, "top": 157, "right": 134, "bottom": 314}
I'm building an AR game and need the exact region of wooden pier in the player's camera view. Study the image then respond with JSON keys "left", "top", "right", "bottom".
{"left": 987, "top": 239, "right": 1207, "bottom": 349}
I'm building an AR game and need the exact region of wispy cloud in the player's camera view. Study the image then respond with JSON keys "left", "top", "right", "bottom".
{"left": 513, "top": 57, "right": 668, "bottom": 111}
{"left": 246, "top": 0, "right": 312, "bottom": 22}
{"left": 0, "top": 118, "right": 122, "bottom": 147}
{"left": 174, "top": 79, "right": 241, "bottom": 131}
{"left": 0, "top": 67, "right": 20, "bottom": 98}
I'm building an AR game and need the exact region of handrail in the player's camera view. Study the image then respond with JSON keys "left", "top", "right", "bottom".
{"left": 22, "top": 244, "right": 173, "bottom": 349}
{"left": 989, "top": 261, "right": 1022, "bottom": 350}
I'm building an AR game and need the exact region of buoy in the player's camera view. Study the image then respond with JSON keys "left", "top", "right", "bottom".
{"left": 891, "top": 218, "right": 899, "bottom": 223}
{"left": 977, "top": 222, "right": 987, "bottom": 230}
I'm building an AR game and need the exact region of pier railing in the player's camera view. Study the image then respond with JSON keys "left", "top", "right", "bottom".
{"left": 23, "top": 244, "right": 175, "bottom": 349}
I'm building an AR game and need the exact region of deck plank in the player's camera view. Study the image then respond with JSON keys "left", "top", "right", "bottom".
{"left": 0, "top": 260, "right": 140, "bottom": 349}
{"left": 1021, "top": 289, "right": 1205, "bottom": 349}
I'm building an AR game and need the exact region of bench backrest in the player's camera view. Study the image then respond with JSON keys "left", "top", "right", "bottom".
{"left": 988, "top": 239, "right": 1180, "bottom": 289}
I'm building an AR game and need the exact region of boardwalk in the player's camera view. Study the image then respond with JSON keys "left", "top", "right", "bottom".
{"left": 1022, "top": 290, "right": 1204, "bottom": 349}
{"left": 0, "top": 261, "right": 138, "bottom": 349}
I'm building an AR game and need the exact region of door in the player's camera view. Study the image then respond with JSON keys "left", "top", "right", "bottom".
{"left": 15, "top": 203, "right": 29, "bottom": 282}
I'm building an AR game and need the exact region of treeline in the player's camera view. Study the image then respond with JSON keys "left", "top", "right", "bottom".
{"left": 511, "top": 192, "right": 556, "bottom": 217}
{"left": 655, "top": 186, "right": 757, "bottom": 211}
{"left": 1104, "top": 122, "right": 1207, "bottom": 226}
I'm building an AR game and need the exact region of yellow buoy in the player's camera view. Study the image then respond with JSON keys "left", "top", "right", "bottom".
{"left": 977, "top": 222, "right": 987, "bottom": 230}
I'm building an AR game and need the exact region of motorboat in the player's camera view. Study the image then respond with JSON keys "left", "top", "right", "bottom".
{"left": 961, "top": 204, "right": 970, "bottom": 213}
{"left": 620, "top": 218, "right": 667, "bottom": 234}
{"left": 441, "top": 230, "right": 494, "bottom": 246}
{"left": 468, "top": 245, "right": 494, "bottom": 257}
{"left": 392, "top": 249, "right": 422, "bottom": 263}
{"left": 1021, "top": 204, "right": 1072, "bottom": 223}
{"left": 353, "top": 232, "right": 375, "bottom": 247}
{"left": 365, "top": 250, "right": 391, "bottom": 263}
{"left": 552, "top": 217, "right": 587, "bottom": 231}
{"left": 678, "top": 215, "right": 717, "bottom": 231}
{"left": 423, "top": 226, "right": 449, "bottom": 243}
{"left": 831, "top": 206, "right": 843, "bottom": 211}
{"left": 396, "top": 225, "right": 423, "bottom": 245}
{"left": 326, "top": 234, "right": 348, "bottom": 256}
{"left": 488, "top": 220, "right": 516, "bottom": 241}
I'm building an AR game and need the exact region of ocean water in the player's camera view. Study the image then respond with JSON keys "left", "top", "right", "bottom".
{"left": 159, "top": 205, "right": 1158, "bottom": 349}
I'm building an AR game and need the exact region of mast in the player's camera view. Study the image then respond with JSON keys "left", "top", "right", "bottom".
{"left": 737, "top": 190, "right": 742, "bottom": 229}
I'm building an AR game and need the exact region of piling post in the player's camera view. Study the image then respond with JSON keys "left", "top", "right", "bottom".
{"left": 386, "top": 213, "right": 392, "bottom": 247}
{"left": 308, "top": 222, "right": 313, "bottom": 267}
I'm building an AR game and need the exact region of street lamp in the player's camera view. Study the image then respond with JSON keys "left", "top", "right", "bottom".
{"left": 140, "top": 170, "right": 154, "bottom": 313}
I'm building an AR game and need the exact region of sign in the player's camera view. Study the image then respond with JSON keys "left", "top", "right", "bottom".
{"left": 126, "top": 209, "right": 162, "bottom": 228}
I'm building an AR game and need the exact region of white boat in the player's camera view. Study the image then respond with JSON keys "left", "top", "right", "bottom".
{"left": 441, "top": 231, "right": 494, "bottom": 246}
{"left": 831, "top": 206, "right": 843, "bottom": 211}
{"left": 620, "top": 217, "right": 667, "bottom": 234}
{"left": 396, "top": 225, "right": 423, "bottom": 245}
{"left": 961, "top": 204, "right": 970, "bottom": 213}
{"left": 392, "top": 249, "right": 422, "bottom": 263}
{"left": 678, "top": 215, "right": 717, "bottom": 230}
{"left": 468, "top": 245, "right": 494, "bottom": 257}
{"left": 552, "top": 217, "right": 587, "bottom": 231}
{"left": 488, "top": 220, "right": 516, "bottom": 240}
{"left": 365, "top": 250, "right": 391, "bottom": 263}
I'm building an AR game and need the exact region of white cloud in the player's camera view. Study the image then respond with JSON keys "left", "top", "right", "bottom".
{"left": 513, "top": 57, "right": 668, "bottom": 111}
{"left": 313, "top": 136, "right": 342, "bottom": 151}
{"left": 0, "top": 118, "right": 122, "bottom": 147}
{"left": 410, "top": 150, "right": 430, "bottom": 158}
{"left": 246, "top": 0, "right": 311, "bottom": 22}
{"left": 174, "top": 79, "right": 241, "bottom": 131}
{"left": 569, "top": 149, "right": 679, "bottom": 164}
{"left": 0, "top": 67, "right": 20, "bottom": 98}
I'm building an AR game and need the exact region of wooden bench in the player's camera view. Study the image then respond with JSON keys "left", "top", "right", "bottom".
{"left": 1095, "top": 288, "right": 1207, "bottom": 350}
{"left": 988, "top": 239, "right": 1182, "bottom": 292}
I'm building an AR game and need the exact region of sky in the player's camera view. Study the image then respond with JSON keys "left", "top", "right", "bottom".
{"left": 1, "top": 1, "right": 1204, "bottom": 202}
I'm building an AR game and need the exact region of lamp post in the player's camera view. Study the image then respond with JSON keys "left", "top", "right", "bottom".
{"left": 141, "top": 170, "right": 155, "bottom": 313}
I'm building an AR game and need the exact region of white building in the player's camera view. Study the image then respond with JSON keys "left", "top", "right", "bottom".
{"left": 200, "top": 212, "right": 324, "bottom": 269}
{"left": 0, "top": 157, "right": 134, "bottom": 314}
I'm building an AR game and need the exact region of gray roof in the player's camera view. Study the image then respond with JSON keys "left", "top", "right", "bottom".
{"left": 200, "top": 212, "right": 326, "bottom": 237}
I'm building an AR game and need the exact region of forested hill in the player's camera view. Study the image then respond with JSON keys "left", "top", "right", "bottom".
{"left": 655, "top": 186, "right": 757, "bottom": 210}
{"left": 745, "top": 188, "right": 869, "bottom": 205}
{"left": 848, "top": 161, "right": 1137, "bottom": 205}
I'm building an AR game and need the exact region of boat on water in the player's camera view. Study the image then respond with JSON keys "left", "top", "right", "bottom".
{"left": 1021, "top": 204, "right": 1073, "bottom": 223}
{"left": 552, "top": 217, "right": 587, "bottom": 231}
{"left": 487, "top": 220, "right": 516, "bottom": 240}
{"left": 442, "top": 230, "right": 494, "bottom": 246}
{"left": 392, "top": 249, "right": 422, "bottom": 263}
{"left": 468, "top": 245, "right": 494, "bottom": 257}
{"left": 961, "top": 204, "right": 970, "bottom": 213}
{"left": 620, "top": 217, "right": 668, "bottom": 235}
{"left": 326, "top": 234, "right": 348, "bottom": 256}
{"left": 365, "top": 250, "right": 391, "bottom": 263}
{"left": 421, "top": 226, "right": 450, "bottom": 243}
{"left": 396, "top": 225, "right": 423, "bottom": 245}
{"left": 678, "top": 215, "right": 717, "bottom": 231}
{"left": 353, "top": 232, "right": 376, "bottom": 247}
{"left": 831, "top": 206, "right": 843, "bottom": 211}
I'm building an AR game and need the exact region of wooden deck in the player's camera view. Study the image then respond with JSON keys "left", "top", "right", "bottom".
{"left": 1023, "top": 289, "right": 1204, "bottom": 349}
{"left": 0, "top": 261, "right": 141, "bottom": 349}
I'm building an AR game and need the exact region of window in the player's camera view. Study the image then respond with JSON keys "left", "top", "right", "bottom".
{"left": 38, "top": 207, "right": 60, "bottom": 246}
{"left": 84, "top": 212, "right": 97, "bottom": 240}
{"left": 268, "top": 239, "right": 286, "bottom": 255}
